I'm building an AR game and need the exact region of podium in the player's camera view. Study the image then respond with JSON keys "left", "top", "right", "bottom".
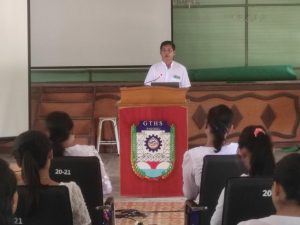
{"left": 118, "top": 86, "right": 188, "bottom": 196}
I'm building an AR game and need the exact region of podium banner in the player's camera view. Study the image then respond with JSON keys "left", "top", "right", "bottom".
{"left": 119, "top": 106, "right": 188, "bottom": 196}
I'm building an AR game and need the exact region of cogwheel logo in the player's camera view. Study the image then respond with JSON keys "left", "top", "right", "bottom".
{"left": 131, "top": 120, "right": 175, "bottom": 179}
{"left": 144, "top": 135, "right": 162, "bottom": 152}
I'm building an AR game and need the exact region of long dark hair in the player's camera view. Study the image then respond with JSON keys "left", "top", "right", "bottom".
{"left": 238, "top": 125, "right": 275, "bottom": 176}
{"left": 13, "top": 130, "right": 51, "bottom": 213}
{"left": 0, "top": 159, "right": 17, "bottom": 225}
{"left": 274, "top": 153, "right": 300, "bottom": 205}
{"left": 45, "top": 111, "right": 74, "bottom": 157}
{"left": 206, "top": 104, "right": 234, "bottom": 152}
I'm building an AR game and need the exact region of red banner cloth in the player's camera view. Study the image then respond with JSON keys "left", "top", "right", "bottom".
{"left": 119, "top": 106, "right": 188, "bottom": 196}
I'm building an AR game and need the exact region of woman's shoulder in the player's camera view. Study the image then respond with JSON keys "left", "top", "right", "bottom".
{"left": 219, "top": 142, "right": 238, "bottom": 155}
{"left": 187, "top": 146, "right": 216, "bottom": 156}
{"left": 64, "top": 144, "right": 97, "bottom": 157}
{"left": 184, "top": 146, "right": 216, "bottom": 164}
{"left": 59, "top": 181, "right": 78, "bottom": 189}
{"left": 237, "top": 215, "right": 297, "bottom": 225}
{"left": 59, "top": 181, "right": 86, "bottom": 197}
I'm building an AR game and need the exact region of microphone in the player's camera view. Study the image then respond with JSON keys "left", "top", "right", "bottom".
{"left": 144, "top": 74, "right": 163, "bottom": 85}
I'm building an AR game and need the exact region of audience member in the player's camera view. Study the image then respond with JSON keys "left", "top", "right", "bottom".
{"left": 182, "top": 104, "right": 237, "bottom": 200}
{"left": 238, "top": 153, "right": 300, "bottom": 225}
{"left": 13, "top": 130, "right": 91, "bottom": 225}
{"left": 211, "top": 125, "right": 276, "bottom": 225}
{"left": 0, "top": 158, "right": 18, "bottom": 225}
{"left": 45, "top": 111, "right": 112, "bottom": 195}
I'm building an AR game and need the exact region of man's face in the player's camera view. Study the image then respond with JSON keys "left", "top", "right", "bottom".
{"left": 160, "top": 44, "right": 175, "bottom": 63}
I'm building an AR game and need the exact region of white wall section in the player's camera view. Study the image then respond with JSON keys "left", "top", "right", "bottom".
{"left": 30, "top": 0, "right": 172, "bottom": 67}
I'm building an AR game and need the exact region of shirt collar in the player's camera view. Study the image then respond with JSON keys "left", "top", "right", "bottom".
{"left": 161, "top": 61, "right": 174, "bottom": 69}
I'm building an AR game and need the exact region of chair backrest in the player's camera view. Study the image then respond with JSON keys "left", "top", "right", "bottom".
{"left": 199, "top": 155, "right": 246, "bottom": 225}
{"left": 49, "top": 156, "right": 103, "bottom": 225}
{"left": 222, "top": 177, "right": 275, "bottom": 225}
{"left": 14, "top": 185, "right": 73, "bottom": 225}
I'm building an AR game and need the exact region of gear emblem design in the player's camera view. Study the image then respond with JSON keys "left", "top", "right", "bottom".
{"left": 144, "top": 135, "right": 162, "bottom": 152}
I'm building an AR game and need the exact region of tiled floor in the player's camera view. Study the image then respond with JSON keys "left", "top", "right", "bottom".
{"left": 101, "top": 152, "right": 185, "bottom": 202}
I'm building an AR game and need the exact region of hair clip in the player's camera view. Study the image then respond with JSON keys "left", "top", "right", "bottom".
{"left": 254, "top": 128, "right": 265, "bottom": 137}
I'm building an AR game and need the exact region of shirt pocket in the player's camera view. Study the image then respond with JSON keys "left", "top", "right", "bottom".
{"left": 171, "top": 74, "right": 181, "bottom": 82}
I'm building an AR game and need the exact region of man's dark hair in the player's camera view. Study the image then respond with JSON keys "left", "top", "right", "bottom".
{"left": 160, "top": 41, "right": 175, "bottom": 51}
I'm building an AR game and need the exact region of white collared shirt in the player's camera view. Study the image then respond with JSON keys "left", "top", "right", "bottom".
{"left": 182, "top": 143, "right": 238, "bottom": 200}
{"left": 144, "top": 61, "right": 191, "bottom": 88}
{"left": 238, "top": 215, "right": 300, "bottom": 225}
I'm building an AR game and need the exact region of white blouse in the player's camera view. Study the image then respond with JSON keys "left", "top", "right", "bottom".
{"left": 182, "top": 143, "right": 238, "bottom": 200}
{"left": 60, "top": 181, "right": 91, "bottom": 225}
{"left": 238, "top": 215, "right": 300, "bottom": 225}
{"left": 65, "top": 144, "right": 112, "bottom": 195}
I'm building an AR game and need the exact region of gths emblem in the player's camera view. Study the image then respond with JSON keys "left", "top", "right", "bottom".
{"left": 131, "top": 120, "right": 175, "bottom": 180}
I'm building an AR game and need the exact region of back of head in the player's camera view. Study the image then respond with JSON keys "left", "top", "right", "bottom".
{"left": 0, "top": 159, "right": 17, "bottom": 225}
{"left": 45, "top": 111, "right": 74, "bottom": 157}
{"left": 238, "top": 125, "right": 275, "bottom": 177}
{"left": 274, "top": 153, "right": 300, "bottom": 205}
{"left": 206, "top": 104, "right": 234, "bottom": 152}
{"left": 160, "top": 40, "right": 175, "bottom": 51}
{"left": 13, "top": 130, "right": 51, "bottom": 212}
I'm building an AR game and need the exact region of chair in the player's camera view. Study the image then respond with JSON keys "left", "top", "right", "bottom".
{"left": 14, "top": 185, "right": 73, "bottom": 225}
{"left": 49, "top": 156, "right": 115, "bottom": 225}
{"left": 185, "top": 155, "right": 246, "bottom": 225}
{"left": 222, "top": 177, "right": 275, "bottom": 225}
{"left": 97, "top": 117, "right": 120, "bottom": 155}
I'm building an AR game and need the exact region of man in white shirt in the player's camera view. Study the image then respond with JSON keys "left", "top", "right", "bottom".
{"left": 144, "top": 40, "right": 191, "bottom": 88}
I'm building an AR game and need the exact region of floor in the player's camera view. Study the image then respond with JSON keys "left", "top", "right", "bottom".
{"left": 101, "top": 152, "right": 185, "bottom": 202}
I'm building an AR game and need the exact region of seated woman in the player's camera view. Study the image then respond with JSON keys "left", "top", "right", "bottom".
{"left": 45, "top": 111, "right": 112, "bottom": 195}
{"left": 0, "top": 158, "right": 18, "bottom": 225}
{"left": 182, "top": 104, "right": 238, "bottom": 200}
{"left": 238, "top": 153, "right": 300, "bottom": 225}
{"left": 13, "top": 130, "right": 91, "bottom": 225}
{"left": 210, "top": 125, "right": 276, "bottom": 225}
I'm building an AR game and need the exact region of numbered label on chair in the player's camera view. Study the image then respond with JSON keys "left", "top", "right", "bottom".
{"left": 262, "top": 189, "right": 272, "bottom": 197}
{"left": 14, "top": 217, "right": 23, "bottom": 224}
{"left": 55, "top": 169, "right": 71, "bottom": 176}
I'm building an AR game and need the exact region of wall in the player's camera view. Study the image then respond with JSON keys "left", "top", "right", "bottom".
{"left": 32, "top": 1, "right": 300, "bottom": 82}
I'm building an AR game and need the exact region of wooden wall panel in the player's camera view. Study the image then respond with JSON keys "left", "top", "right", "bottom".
{"left": 31, "top": 81, "right": 300, "bottom": 150}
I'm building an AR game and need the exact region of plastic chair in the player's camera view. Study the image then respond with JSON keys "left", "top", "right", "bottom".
{"left": 14, "top": 185, "right": 73, "bottom": 225}
{"left": 49, "top": 156, "right": 115, "bottom": 225}
{"left": 222, "top": 177, "right": 275, "bottom": 225}
{"left": 185, "top": 155, "right": 246, "bottom": 225}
